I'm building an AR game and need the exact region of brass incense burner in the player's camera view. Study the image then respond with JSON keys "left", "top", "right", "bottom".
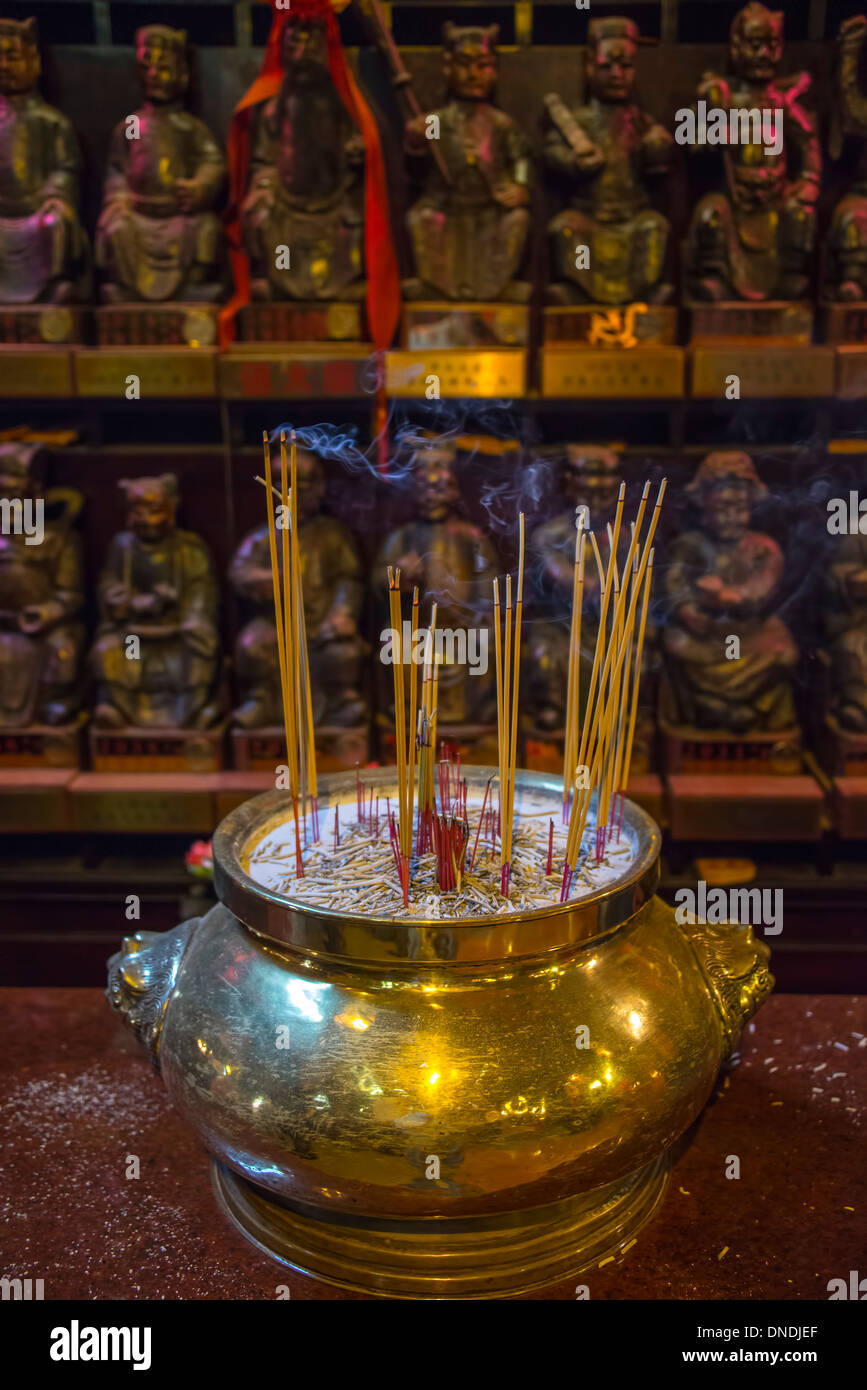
{"left": 107, "top": 767, "right": 772, "bottom": 1299}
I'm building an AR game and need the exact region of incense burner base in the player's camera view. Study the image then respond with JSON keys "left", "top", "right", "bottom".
{"left": 212, "top": 1153, "right": 671, "bottom": 1300}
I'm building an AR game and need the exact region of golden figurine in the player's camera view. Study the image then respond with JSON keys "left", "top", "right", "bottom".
{"left": 824, "top": 531, "right": 867, "bottom": 732}
{"left": 91, "top": 475, "right": 221, "bottom": 730}
{"left": 0, "top": 444, "right": 84, "bottom": 728}
{"left": 662, "top": 452, "right": 798, "bottom": 733}
{"left": 0, "top": 18, "right": 89, "bottom": 306}
{"left": 95, "top": 26, "right": 226, "bottom": 304}
{"left": 374, "top": 437, "right": 499, "bottom": 724}
{"left": 685, "top": 3, "right": 820, "bottom": 303}
{"left": 403, "top": 24, "right": 531, "bottom": 303}
{"left": 230, "top": 447, "right": 367, "bottom": 728}
{"left": 241, "top": 5, "right": 367, "bottom": 303}
{"left": 826, "top": 15, "right": 867, "bottom": 302}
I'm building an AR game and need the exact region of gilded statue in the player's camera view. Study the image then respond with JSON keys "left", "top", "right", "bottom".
{"left": 824, "top": 531, "right": 867, "bottom": 732}
{"left": 91, "top": 475, "right": 220, "bottom": 729}
{"left": 403, "top": 24, "right": 530, "bottom": 303}
{"left": 241, "top": 5, "right": 366, "bottom": 303}
{"left": 230, "top": 447, "right": 367, "bottom": 727}
{"left": 96, "top": 26, "right": 226, "bottom": 304}
{"left": 826, "top": 15, "right": 867, "bottom": 301}
{"left": 374, "top": 438, "right": 499, "bottom": 724}
{"left": 0, "top": 444, "right": 84, "bottom": 727}
{"left": 0, "top": 17, "right": 89, "bottom": 305}
{"left": 685, "top": 3, "right": 820, "bottom": 303}
{"left": 663, "top": 452, "right": 798, "bottom": 733}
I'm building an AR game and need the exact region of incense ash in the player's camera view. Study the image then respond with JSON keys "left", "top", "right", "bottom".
{"left": 246, "top": 785, "right": 638, "bottom": 920}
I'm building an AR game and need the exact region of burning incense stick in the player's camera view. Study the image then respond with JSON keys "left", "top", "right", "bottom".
{"left": 259, "top": 432, "right": 301, "bottom": 877}
{"left": 560, "top": 479, "right": 666, "bottom": 899}
{"left": 492, "top": 514, "right": 525, "bottom": 898}
{"left": 386, "top": 566, "right": 417, "bottom": 904}
{"left": 563, "top": 521, "right": 585, "bottom": 823}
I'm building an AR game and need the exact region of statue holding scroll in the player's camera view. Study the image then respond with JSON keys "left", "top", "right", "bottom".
{"left": 543, "top": 16, "right": 673, "bottom": 307}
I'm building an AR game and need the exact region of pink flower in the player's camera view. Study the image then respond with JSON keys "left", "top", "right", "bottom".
{"left": 185, "top": 839, "right": 213, "bottom": 878}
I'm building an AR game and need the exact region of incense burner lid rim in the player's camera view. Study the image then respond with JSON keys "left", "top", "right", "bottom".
{"left": 211, "top": 767, "right": 661, "bottom": 964}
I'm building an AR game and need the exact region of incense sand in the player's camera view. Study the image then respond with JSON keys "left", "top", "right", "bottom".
{"left": 244, "top": 782, "right": 640, "bottom": 921}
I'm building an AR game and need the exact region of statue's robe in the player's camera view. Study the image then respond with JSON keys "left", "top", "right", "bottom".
{"left": 230, "top": 517, "right": 366, "bottom": 724}
{"left": 0, "top": 92, "right": 88, "bottom": 302}
{"left": 96, "top": 105, "right": 225, "bottom": 301}
{"left": 544, "top": 99, "right": 671, "bottom": 304}
{"left": 406, "top": 101, "right": 529, "bottom": 301}
{"left": 663, "top": 528, "right": 798, "bottom": 731}
{"left": 92, "top": 528, "right": 218, "bottom": 728}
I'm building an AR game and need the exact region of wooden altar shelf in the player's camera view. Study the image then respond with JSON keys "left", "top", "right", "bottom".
{"left": 665, "top": 774, "right": 826, "bottom": 842}
{"left": 74, "top": 348, "right": 218, "bottom": 398}
{"left": 690, "top": 344, "right": 836, "bottom": 399}
{"left": 0, "top": 770, "right": 78, "bottom": 832}
{"left": 830, "top": 778, "right": 867, "bottom": 839}
{"left": 0, "top": 344, "right": 865, "bottom": 401}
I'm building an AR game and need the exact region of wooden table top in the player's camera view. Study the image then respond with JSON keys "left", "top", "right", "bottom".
{"left": 0, "top": 988, "right": 864, "bottom": 1301}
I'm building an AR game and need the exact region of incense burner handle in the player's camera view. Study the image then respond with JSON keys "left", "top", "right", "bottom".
{"left": 106, "top": 919, "right": 198, "bottom": 1069}
{"left": 677, "top": 916, "right": 774, "bottom": 1056}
